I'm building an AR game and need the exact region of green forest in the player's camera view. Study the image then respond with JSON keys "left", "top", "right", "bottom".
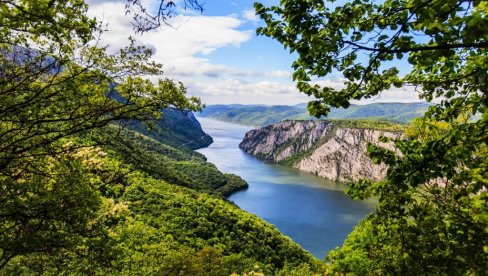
{"left": 2, "top": 124, "right": 323, "bottom": 274}
{"left": 0, "top": 0, "right": 322, "bottom": 274}
{"left": 1, "top": 0, "right": 487, "bottom": 275}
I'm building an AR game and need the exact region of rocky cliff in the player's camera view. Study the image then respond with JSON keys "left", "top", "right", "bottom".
{"left": 239, "top": 120, "right": 401, "bottom": 182}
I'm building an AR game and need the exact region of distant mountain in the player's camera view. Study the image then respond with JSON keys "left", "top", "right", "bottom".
{"left": 198, "top": 104, "right": 315, "bottom": 127}
{"left": 198, "top": 102, "right": 431, "bottom": 126}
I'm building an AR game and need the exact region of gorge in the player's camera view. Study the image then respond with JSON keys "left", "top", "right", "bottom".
{"left": 196, "top": 117, "right": 376, "bottom": 258}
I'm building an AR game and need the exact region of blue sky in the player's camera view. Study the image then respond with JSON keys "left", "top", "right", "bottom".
{"left": 87, "top": 0, "right": 422, "bottom": 105}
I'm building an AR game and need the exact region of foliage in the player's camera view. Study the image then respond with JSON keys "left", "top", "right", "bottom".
{"left": 256, "top": 0, "right": 488, "bottom": 273}
{"left": 124, "top": 108, "right": 213, "bottom": 150}
{"left": 0, "top": 0, "right": 200, "bottom": 268}
{"left": 93, "top": 126, "right": 246, "bottom": 196}
{"left": 0, "top": 0, "right": 325, "bottom": 274}
{"left": 326, "top": 217, "right": 379, "bottom": 275}
{"left": 331, "top": 118, "right": 407, "bottom": 132}
{"left": 217, "top": 174, "right": 249, "bottom": 197}
{"left": 255, "top": 0, "right": 487, "bottom": 117}
{"left": 0, "top": 147, "right": 104, "bottom": 269}
{"left": 275, "top": 263, "right": 317, "bottom": 276}
{"left": 2, "top": 128, "right": 321, "bottom": 275}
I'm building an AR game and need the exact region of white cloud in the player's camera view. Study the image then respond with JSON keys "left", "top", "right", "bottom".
{"left": 169, "top": 62, "right": 292, "bottom": 79}
{"left": 87, "top": 2, "right": 252, "bottom": 74}
{"left": 242, "top": 9, "right": 259, "bottom": 24}
{"left": 354, "top": 85, "right": 425, "bottom": 104}
{"left": 184, "top": 78, "right": 311, "bottom": 105}
{"left": 195, "top": 79, "right": 297, "bottom": 96}
{"left": 311, "top": 79, "right": 347, "bottom": 90}
{"left": 86, "top": 1, "right": 425, "bottom": 106}
{"left": 311, "top": 78, "right": 424, "bottom": 104}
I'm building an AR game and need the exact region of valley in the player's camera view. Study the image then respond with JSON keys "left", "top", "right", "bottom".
{"left": 196, "top": 118, "right": 376, "bottom": 258}
{"left": 2, "top": 0, "right": 485, "bottom": 273}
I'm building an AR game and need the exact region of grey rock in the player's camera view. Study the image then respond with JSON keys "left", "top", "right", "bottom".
{"left": 239, "top": 120, "right": 401, "bottom": 182}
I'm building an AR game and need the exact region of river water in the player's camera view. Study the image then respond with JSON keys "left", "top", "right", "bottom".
{"left": 196, "top": 117, "right": 375, "bottom": 259}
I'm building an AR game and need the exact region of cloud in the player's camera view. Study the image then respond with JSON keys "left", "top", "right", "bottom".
{"left": 242, "top": 9, "right": 259, "bottom": 24}
{"left": 354, "top": 85, "right": 425, "bottom": 104}
{"left": 85, "top": 1, "right": 301, "bottom": 105}
{"left": 310, "top": 78, "right": 424, "bottom": 104}
{"left": 311, "top": 79, "right": 347, "bottom": 90}
{"left": 194, "top": 79, "right": 297, "bottom": 96}
{"left": 183, "top": 78, "right": 311, "bottom": 105}
{"left": 169, "top": 62, "right": 292, "bottom": 79}
{"left": 87, "top": 1, "right": 252, "bottom": 72}
{"left": 86, "top": 1, "right": 425, "bottom": 106}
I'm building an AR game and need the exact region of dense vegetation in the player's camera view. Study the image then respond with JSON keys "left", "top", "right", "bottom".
{"left": 2, "top": 124, "right": 324, "bottom": 274}
{"left": 0, "top": 1, "right": 323, "bottom": 274}
{"left": 3, "top": 0, "right": 486, "bottom": 274}
{"left": 257, "top": 0, "right": 487, "bottom": 274}
{"left": 199, "top": 102, "right": 429, "bottom": 126}
{"left": 124, "top": 107, "right": 213, "bottom": 150}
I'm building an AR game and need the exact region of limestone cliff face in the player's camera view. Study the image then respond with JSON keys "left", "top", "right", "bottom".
{"left": 239, "top": 120, "right": 329, "bottom": 160}
{"left": 239, "top": 120, "right": 401, "bottom": 182}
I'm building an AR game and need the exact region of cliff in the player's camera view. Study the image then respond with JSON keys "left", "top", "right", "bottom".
{"left": 239, "top": 120, "right": 401, "bottom": 182}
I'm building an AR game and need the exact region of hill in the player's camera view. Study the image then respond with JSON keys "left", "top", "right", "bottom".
{"left": 3, "top": 110, "right": 323, "bottom": 275}
{"left": 124, "top": 108, "right": 213, "bottom": 150}
{"left": 198, "top": 102, "right": 430, "bottom": 126}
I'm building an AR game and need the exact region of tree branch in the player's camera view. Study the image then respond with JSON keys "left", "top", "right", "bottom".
{"left": 343, "top": 41, "right": 488, "bottom": 54}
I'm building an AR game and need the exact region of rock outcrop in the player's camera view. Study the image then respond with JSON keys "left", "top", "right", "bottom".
{"left": 239, "top": 120, "right": 401, "bottom": 182}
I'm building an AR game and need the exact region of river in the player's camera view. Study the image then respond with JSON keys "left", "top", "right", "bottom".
{"left": 196, "top": 117, "right": 375, "bottom": 259}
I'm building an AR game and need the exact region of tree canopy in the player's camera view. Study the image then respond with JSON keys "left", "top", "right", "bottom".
{"left": 256, "top": 0, "right": 487, "bottom": 273}
{"left": 0, "top": 0, "right": 201, "bottom": 267}
{"left": 0, "top": 2, "right": 323, "bottom": 274}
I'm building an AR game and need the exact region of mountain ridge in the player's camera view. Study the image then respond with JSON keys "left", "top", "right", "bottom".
{"left": 199, "top": 102, "right": 431, "bottom": 126}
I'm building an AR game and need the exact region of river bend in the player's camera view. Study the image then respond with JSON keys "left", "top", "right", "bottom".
{"left": 196, "top": 118, "right": 375, "bottom": 258}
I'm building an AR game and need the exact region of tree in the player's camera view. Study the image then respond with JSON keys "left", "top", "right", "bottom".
{"left": 125, "top": 0, "right": 205, "bottom": 32}
{"left": 0, "top": 0, "right": 201, "bottom": 267}
{"left": 255, "top": 0, "right": 487, "bottom": 273}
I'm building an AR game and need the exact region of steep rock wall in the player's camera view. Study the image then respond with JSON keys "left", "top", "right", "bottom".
{"left": 239, "top": 120, "right": 401, "bottom": 182}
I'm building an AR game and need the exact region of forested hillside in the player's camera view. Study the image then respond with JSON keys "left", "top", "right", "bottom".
{"left": 3, "top": 121, "right": 328, "bottom": 274}
{"left": 124, "top": 108, "right": 213, "bottom": 150}
{"left": 0, "top": 1, "right": 324, "bottom": 274}
{"left": 257, "top": 0, "right": 488, "bottom": 274}
{"left": 199, "top": 102, "right": 430, "bottom": 126}
{"left": 2, "top": 0, "right": 486, "bottom": 274}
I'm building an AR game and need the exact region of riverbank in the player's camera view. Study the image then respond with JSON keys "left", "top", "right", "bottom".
{"left": 196, "top": 117, "right": 376, "bottom": 258}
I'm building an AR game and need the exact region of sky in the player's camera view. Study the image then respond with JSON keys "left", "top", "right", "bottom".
{"left": 86, "top": 0, "right": 423, "bottom": 106}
